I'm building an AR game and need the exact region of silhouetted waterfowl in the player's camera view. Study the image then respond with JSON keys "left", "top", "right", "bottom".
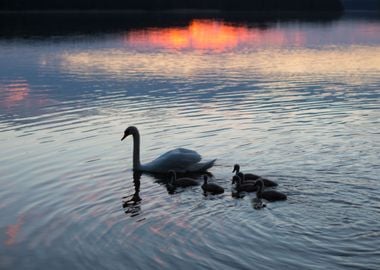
{"left": 121, "top": 126, "right": 216, "bottom": 173}
{"left": 233, "top": 164, "right": 278, "bottom": 187}
{"left": 202, "top": 175, "right": 224, "bottom": 195}
{"left": 168, "top": 170, "right": 199, "bottom": 188}
{"left": 254, "top": 179, "right": 287, "bottom": 202}
{"left": 232, "top": 175, "right": 258, "bottom": 192}
{"left": 236, "top": 172, "right": 278, "bottom": 188}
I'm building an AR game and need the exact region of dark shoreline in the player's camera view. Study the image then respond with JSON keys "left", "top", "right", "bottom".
{"left": 0, "top": 10, "right": 346, "bottom": 38}
{"left": 0, "top": 10, "right": 344, "bottom": 37}
{"left": 0, "top": 9, "right": 343, "bottom": 14}
{"left": 0, "top": 0, "right": 344, "bottom": 12}
{"left": 3, "top": 9, "right": 378, "bottom": 39}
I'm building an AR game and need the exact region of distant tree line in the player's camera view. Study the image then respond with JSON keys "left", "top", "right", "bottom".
{"left": 343, "top": 0, "right": 380, "bottom": 10}
{"left": 0, "top": 0, "right": 344, "bottom": 11}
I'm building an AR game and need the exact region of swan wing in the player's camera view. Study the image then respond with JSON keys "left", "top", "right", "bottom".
{"left": 156, "top": 148, "right": 202, "bottom": 168}
{"left": 143, "top": 148, "right": 203, "bottom": 172}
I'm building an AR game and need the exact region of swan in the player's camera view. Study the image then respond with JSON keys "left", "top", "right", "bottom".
{"left": 235, "top": 172, "right": 278, "bottom": 188}
{"left": 201, "top": 175, "right": 224, "bottom": 194}
{"left": 253, "top": 179, "right": 287, "bottom": 202}
{"left": 121, "top": 126, "right": 216, "bottom": 173}
{"left": 233, "top": 164, "right": 278, "bottom": 187}
{"left": 232, "top": 175, "right": 258, "bottom": 193}
{"left": 234, "top": 172, "right": 255, "bottom": 184}
{"left": 168, "top": 170, "right": 199, "bottom": 188}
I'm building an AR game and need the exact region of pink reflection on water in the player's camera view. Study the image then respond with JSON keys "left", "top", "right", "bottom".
{"left": 5, "top": 214, "right": 25, "bottom": 246}
{"left": 0, "top": 81, "right": 29, "bottom": 108}
{"left": 0, "top": 80, "right": 55, "bottom": 113}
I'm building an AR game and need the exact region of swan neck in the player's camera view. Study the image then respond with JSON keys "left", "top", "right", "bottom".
{"left": 131, "top": 129, "right": 141, "bottom": 170}
{"left": 237, "top": 177, "right": 241, "bottom": 187}
{"left": 256, "top": 182, "right": 263, "bottom": 198}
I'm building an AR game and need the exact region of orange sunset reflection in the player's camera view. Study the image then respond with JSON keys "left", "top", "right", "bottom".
{"left": 126, "top": 20, "right": 305, "bottom": 52}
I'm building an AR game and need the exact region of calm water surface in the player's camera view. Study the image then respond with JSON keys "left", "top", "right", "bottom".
{"left": 0, "top": 12, "right": 380, "bottom": 269}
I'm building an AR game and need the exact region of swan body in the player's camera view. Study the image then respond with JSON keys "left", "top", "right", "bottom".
{"left": 202, "top": 175, "right": 224, "bottom": 195}
{"left": 235, "top": 172, "right": 278, "bottom": 188}
{"left": 233, "top": 164, "right": 278, "bottom": 187}
{"left": 168, "top": 170, "right": 199, "bottom": 188}
{"left": 121, "top": 126, "right": 216, "bottom": 173}
{"left": 254, "top": 179, "right": 287, "bottom": 202}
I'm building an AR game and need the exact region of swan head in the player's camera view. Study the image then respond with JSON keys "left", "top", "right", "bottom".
{"left": 232, "top": 175, "right": 241, "bottom": 185}
{"left": 121, "top": 126, "right": 138, "bottom": 141}
{"left": 232, "top": 164, "right": 240, "bottom": 173}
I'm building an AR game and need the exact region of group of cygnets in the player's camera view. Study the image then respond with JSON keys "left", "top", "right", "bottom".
{"left": 168, "top": 164, "right": 287, "bottom": 208}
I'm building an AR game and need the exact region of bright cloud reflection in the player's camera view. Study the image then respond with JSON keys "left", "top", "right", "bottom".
{"left": 61, "top": 46, "right": 380, "bottom": 85}
{"left": 60, "top": 19, "right": 380, "bottom": 85}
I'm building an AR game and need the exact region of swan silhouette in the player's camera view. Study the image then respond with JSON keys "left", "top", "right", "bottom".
{"left": 233, "top": 164, "right": 278, "bottom": 187}
{"left": 121, "top": 126, "right": 216, "bottom": 173}
{"left": 232, "top": 175, "right": 258, "bottom": 192}
{"left": 202, "top": 175, "right": 224, "bottom": 195}
{"left": 254, "top": 179, "right": 287, "bottom": 202}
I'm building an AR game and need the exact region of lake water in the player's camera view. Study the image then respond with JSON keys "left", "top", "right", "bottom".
{"left": 0, "top": 12, "right": 379, "bottom": 269}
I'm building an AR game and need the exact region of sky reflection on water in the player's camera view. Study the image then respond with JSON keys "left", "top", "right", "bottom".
{"left": 1, "top": 16, "right": 380, "bottom": 118}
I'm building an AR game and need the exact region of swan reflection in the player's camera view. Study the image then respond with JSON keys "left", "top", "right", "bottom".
{"left": 123, "top": 171, "right": 142, "bottom": 217}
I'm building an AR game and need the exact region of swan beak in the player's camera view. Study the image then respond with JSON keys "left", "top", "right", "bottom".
{"left": 121, "top": 134, "right": 128, "bottom": 141}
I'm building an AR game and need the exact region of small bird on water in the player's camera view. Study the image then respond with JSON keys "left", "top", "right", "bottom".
{"left": 201, "top": 175, "right": 224, "bottom": 195}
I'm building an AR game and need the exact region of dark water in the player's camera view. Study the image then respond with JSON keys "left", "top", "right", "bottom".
{"left": 0, "top": 12, "right": 380, "bottom": 269}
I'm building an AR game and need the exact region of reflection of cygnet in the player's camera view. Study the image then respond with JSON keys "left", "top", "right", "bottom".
{"left": 167, "top": 170, "right": 198, "bottom": 189}
{"left": 252, "top": 197, "right": 266, "bottom": 210}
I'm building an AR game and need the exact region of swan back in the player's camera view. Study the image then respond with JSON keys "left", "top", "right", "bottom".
{"left": 143, "top": 148, "right": 214, "bottom": 173}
